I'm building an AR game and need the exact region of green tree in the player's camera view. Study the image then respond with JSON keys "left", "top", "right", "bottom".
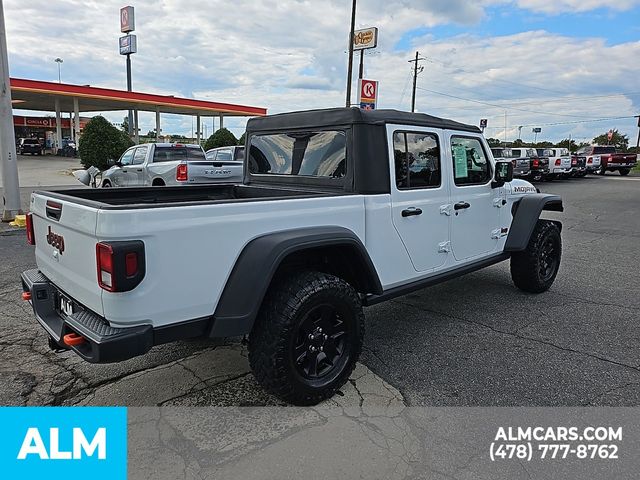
{"left": 238, "top": 132, "right": 246, "bottom": 145}
{"left": 486, "top": 138, "right": 502, "bottom": 148}
{"left": 592, "top": 129, "right": 629, "bottom": 151}
{"left": 556, "top": 138, "right": 577, "bottom": 153}
{"left": 79, "top": 116, "right": 134, "bottom": 170}
{"left": 533, "top": 141, "right": 553, "bottom": 148}
{"left": 120, "top": 116, "right": 129, "bottom": 133}
{"left": 511, "top": 139, "right": 525, "bottom": 148}
{"left": 204, "top": 128, "right": 237, "bottom": 151}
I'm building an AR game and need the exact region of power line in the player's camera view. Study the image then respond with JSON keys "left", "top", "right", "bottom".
{"left": 483, "top": 115, "right": 636, "bottom": 128}
{"left": 424, "top": 56, "right": 569, "bottom": 96}
{"left": 415, "top": 86, "right": 588, "bottom": 118}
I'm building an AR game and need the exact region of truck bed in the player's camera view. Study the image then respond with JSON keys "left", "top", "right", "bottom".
{"left": 38, "top": 184, "right": 342, "bottom": 209}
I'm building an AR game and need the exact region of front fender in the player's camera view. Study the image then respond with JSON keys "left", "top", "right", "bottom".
{"left": 504, "top": 194, "right": 563, "bottom": 252}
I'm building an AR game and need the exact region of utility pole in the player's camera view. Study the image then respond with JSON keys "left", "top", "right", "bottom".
{"left": 636, "top": 115, "right": 640, "bottom": 149}
{"left": 408, "top": 51, "right": 425, "bottom": 113}
{"left": 0, "top": 0, "right": 21, "bottom": 221}
{"left": 345, "top": 0, "right": 357, "bottom": 107}
{"left": 504, "top": 111, "right": 507, "bottom": 145}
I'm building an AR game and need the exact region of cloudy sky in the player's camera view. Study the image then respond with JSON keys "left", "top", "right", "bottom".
{"left": 5, "top": 0, "right": 640, "bottom": 144}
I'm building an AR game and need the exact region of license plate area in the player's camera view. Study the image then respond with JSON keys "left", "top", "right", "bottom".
{"left": 56, "top": 292, "right": 75, "bottom": 317}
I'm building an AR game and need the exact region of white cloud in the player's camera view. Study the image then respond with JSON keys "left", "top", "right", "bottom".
{"left": 3, "top": 0, "right": 640, "bottom": 142}
{"left": 514, "top": 0, "right": 640, "bottom": 14}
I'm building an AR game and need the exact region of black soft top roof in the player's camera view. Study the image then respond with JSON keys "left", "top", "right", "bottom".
{"left": 247, "top": 107, "right": 481, "bottom": 133}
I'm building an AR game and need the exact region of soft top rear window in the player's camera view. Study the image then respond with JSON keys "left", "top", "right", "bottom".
{"left": 153, "top": 146, "right": 205, "bottom": 162}
{"left": 248, "top": 131, "right": 346, "bottom": 178}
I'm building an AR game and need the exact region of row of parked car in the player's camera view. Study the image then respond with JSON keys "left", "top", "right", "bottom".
{"left": 92, "top": 140, "right": 636, "bottom": 189}
{"left": 491, "top": 146, "right": 638, "bottom": 181}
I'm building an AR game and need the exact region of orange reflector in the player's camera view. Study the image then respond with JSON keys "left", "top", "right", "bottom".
{"left": 63, "top": 332, "right": 86, "bottom": 346}
{"left": 22, "top": 292, "right": 32, "bottom": 301}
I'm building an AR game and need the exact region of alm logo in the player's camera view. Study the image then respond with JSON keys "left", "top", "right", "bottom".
{"left": 17, "top": 427, "right": 106, "bottom": 460}
{"left": 0, "top": 407, "right": 126, "bottom": 480}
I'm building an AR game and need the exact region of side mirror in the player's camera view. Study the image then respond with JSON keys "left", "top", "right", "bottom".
{"left": 492, "top": 160, "right": 513, "bottom": 188}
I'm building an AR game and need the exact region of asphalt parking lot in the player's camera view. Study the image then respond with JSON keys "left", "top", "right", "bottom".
{"left": 1, "top": 167, "right": 639, "bottom": 407}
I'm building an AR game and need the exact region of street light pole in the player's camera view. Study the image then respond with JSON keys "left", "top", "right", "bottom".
{"left": 126, "top": 52, "right": 133, "bottom": 136}
{"left": 0, "top": 0, "right": 21, "bottom": 221}
{"left": 54, "top": 57, "right": 63, "bottom": 83}
{"left": 345, "top": 0, "right": 356, "bottom": 107}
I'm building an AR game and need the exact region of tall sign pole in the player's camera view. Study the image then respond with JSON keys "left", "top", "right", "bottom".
{"left": 345, "top": 0, "right": 356, "bottom": 107}
{"left": 0, "top": 0, "right": 21, "bottom": 221}
{"left": 120, "top": 6, "right": 136, "bottom": 137}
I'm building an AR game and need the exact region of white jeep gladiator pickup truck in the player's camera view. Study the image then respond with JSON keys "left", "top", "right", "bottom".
{"left": 21, "top": 108, "right": 563, "bottom": 405}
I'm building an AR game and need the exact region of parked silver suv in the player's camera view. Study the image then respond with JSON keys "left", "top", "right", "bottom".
{"left": 101, "top": 143, "right": 234, "bottom": 187}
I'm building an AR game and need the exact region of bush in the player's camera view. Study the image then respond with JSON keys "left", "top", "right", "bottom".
{"left": 203, "top": 128, "right": 237, "bottom": 151}
{"left": 79, "top": 116, "right": 134, "bottom": 170}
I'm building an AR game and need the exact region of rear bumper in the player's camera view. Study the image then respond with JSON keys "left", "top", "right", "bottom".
{"left": 606, "top": 163, "right": 636, "bottom": 169}
{"left": 21, "top": 269, "right": 153, "bottom": 363}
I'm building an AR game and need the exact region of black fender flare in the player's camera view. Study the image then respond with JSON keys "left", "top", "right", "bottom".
{"left": 209, "top": 226, "right": 382, "bottom": 337}
{"left": 504, "top": 194, "right": 563, "bottom": 252}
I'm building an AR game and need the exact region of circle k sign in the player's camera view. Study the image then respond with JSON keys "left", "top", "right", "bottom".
{"left": 360, "top": 79, "right": 378, "bottom": 103}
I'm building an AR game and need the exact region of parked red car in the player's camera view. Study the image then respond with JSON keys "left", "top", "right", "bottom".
{"left": 576, "top": 145, "right": 637, "bottom": 176}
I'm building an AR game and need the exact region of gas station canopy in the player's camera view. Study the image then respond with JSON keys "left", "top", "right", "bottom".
{"left": 10, "top": 78, "right": 266, "bottom": 117}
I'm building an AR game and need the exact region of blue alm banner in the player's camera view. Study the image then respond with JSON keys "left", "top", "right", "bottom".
{"left": 0, "top": 407, "right": 127, "bottom": 480}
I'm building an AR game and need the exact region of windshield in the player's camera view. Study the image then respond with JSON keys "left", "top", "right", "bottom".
{"left": 248, "top": 131, "right": 346, "bottom": 178}
{"left": 153, "top": 146, "right": 205, "bottom": 162}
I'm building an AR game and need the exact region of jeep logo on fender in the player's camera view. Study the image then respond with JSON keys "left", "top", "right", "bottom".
{"left": 46, "top": 226, "right": 65, "bottom": 254}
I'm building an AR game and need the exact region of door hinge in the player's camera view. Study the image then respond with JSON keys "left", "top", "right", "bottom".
{"left": 491, "top": 228, "right": 509, "bottom": 239}
{"left": 493, "top": 198, "right": 507, "bottom": 208}
{"left": 438, "top": 241, "right": 451, "bottom": 253}
{"left": 440, "top": 204, "right": 452, "bottom": 216}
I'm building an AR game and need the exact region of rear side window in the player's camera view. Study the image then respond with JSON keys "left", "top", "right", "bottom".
{"left": 153, "top": 147, "right": 205, "bottom": 162}
{"left": 451, "top": 136, "right": 492, "bottom": 186}
{"left": 593, "top": 146, "right": 616, "bottom": 154}
{"left": 248, "top": 131, "right": 346, "bottom": 178}
{"left": 393, "top": 131, "right": 441, "bottom": 189}
{"left": 234, "top": 147, "right": 245, "bottom": 161}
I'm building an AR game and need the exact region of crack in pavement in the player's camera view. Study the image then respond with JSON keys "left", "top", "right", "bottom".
{"left": 391, "top": 299, "right": 640, "bottom": 377}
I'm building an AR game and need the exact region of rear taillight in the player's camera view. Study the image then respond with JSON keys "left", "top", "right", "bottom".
{"left": 97, "top": 243, "right": 114, "bottom": 291}
{"left": 555, "top": 159, "right": 561, "bottom": 166}
{"left": 25, "top": 212, "right": 35, "bottom": 245}
{"left": 533, "top": 159, "right": 539, "bottom": 168}
{"left": 96, "top": 241, "right": 145, "bottom": 292}
{"left": 176, "top": 164, "right": 188, "bottom": 182}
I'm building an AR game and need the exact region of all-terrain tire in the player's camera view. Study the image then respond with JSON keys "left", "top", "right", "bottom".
{"left": 249, "top": 271, "right": 364, "bottom": 406}
{"left": 619, "top": 168, "right": 630, "bottom": 176}
{"left": 510, "top": 220, "right": 561, "bottom": 293}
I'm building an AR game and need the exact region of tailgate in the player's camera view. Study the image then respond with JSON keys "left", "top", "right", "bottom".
{"left": 30, "top": 193, "right": 103, "bottom": 316}
{"left": 188, "top": 161, "right": 243, "bottom": 183}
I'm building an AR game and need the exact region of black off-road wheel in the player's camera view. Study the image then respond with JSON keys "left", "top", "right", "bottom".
{"left": 510, "top": 220, "right": 561, "bottom": 293}
{"left": 619, "top": 168, "right": 630, "bottom": 176}
{"left": 249, "top": 271, "right": 364, "bottom": 406}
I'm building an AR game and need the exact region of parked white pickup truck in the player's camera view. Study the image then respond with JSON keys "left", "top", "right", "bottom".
{"left": 100, "top": 143, "right": 234, "bottom": 187}
{"left": 22, "top": 108, "right": 563, "bottom": 405}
